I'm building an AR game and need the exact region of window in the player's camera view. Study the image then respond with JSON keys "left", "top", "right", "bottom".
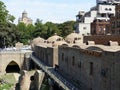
{"left": 109, "top": 8, "right": 112, "bottom": 11}
{"left": 119, "top": 30, "right": 120, "bottom": 34}
{"left": 62, "top": 53, "right": 64, "bottom": 61}
{"left": 74, "top": 38, "right": 77, "bottom": 40}
{"left": 78, "top": 61, "right": 81, "bottom": 68}
{"left": 83, "top": 27, "right": 86, "bottom": 30}
{"left": 90, "top": 88, "right": 92, "bottom": 90}
{"left": 101, "top": 14, "right": 105, "bottom": 17}
{"left": 65, "top": 57, "right": 68, "bottom": 63}
{"left": 105, "top": 8, "right": 108, "bottom": 11}
{"left": 72, "top": 56, "right": 75, "bottom": 66}
{"left": 99, "top": 27, "right": 102, "bottom": 33}
{"left": 57, "top": 38, "right": 61, "bottom": 41}
{"left": 90, "top": 62, "right": 93, "bottom": 75}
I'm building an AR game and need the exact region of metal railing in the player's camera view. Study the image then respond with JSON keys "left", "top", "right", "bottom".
{"left": 31, "top": 54, "right": 78, "bottom": 90}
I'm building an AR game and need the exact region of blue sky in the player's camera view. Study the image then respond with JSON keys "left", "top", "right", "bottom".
{"left": 3, "top": 0, "right": 96, "bottom": 24}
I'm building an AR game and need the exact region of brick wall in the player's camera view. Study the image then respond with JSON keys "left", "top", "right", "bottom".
{"left": 84, "top": 35, "right": 120, "bottom": 45}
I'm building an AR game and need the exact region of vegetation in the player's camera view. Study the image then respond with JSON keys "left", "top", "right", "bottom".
{"left": 0, "top": 83, "right": 13, "bottom": 90}
{"left": 0, "top": 73, "right": 17, "bottom": 90}
{"left": 17, "top": 19, "right": 76, "bottom": 44}
{"left": 0, "top": 1, "right": 76, "bottom": 48}
{"left": 0, "top": 1, "right": 20, "bottom": 48}
{"left": 40, "top": 78, "right": 50, "bottom": 90}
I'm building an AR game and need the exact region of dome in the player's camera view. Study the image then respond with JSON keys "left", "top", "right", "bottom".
{"left": 52, "top": 41, "right": 68, "bottom": 47}
{"left": 31, "top": 37, "right": 45, "bottom": 49}
{"left": 47, "top": 33, "right": 63, "bottom": 43}
{"left": 65, "top": 32, "right": 83, "bottom": 43}
{"left": 23, "top": 10, "right": 27, "bottom": 14}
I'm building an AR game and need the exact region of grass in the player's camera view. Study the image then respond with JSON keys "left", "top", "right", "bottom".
{"left": 0, "top": 83, "right": 13, "bottom": 90}
{"left": 0, "top": 73, "right": 17, "bottom": 90}
{"left": 0, "top": 73, "right": 16, "bottom": 84}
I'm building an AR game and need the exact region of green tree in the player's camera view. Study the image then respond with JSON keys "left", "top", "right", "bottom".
{"left": 33, "top": 19, "right": 47, "bottom": 38}
{"left": 0, "top": 1, "right": 19, "bottom": 48}
{"left": 17, "top": 22, "right": 28, "bottom": 44}
{"left": 0, "top": 1, "right": 8, "bottom": 24}
{"left": 17, "top": 22, "right": 35, "bottom": 44}
{"left": 33, "top": 20, "right": 61, "bottom": 39}
{"left": 26, "top": 24, "right": 35, "bottom": 41}
{"left": 45, "top": 22, "right": 60, "bottom": 39}
{"left": 0, "top": 1, "right": 15, "bottom": 24}
{"left": 57, "top": 21, "right": 76, "bottom": 37}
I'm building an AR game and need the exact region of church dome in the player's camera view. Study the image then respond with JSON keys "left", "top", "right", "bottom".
{"left": 47, "top": 33, "right": 64, "bottom": 43}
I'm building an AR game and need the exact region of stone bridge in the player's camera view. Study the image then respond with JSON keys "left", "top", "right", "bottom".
{"left": 0, "top": 50, "right": 32, "bottom": 73}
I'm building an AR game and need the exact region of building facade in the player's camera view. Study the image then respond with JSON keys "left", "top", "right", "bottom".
{"left": 75, "top": 0, "right": 115, "bottom": 35}
{"left": 33, "top": 34, "right": 66, "bottom": 67}
{"left": 91, "top": 19, "right": 111, "bottom": 35}
{"left": 18, "top": 11, "right": 33, "bottom": 25}
{"left": 32, "top": 32, "right": 120, "bottom": 90}
{"left": 110, "top": 4, "right": 120, "bottom": 35}
{"left": 58, "top": 44, "right": 120, "bottom": 90}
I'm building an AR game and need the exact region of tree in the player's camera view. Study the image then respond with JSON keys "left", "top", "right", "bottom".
{"left": 0, "top": 22, "right": 21, "bottom": 48}
{"left": 57, "top": 21, "right": 76, "bottom": 37}
{"left": 0, "top": 1, "right": 15, "bottom": 24}
{"left": 17, "top": 22, "right": 28, "bottom": 44}
{"left": 32, "top": 20, "right": 76, "bottom": 39}
{"left": 0, "top": 1, "right": 8, "bottom": 24}
{"left": 33, "top": 20, "right": 61, "bottom": 39}
{"left": 45, "top": 22, "right": 60, "bottom": 39}
{"left": 26, "top": 24, "right": 35, "bottom": 41}
{"left": 0, "top": 1, "right": 18, "bottom": 48}
{"left": 33, "top": 19, "right": 47, "bottom": 38}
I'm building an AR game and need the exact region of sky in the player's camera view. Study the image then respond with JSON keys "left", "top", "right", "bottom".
{"left": 3, "top": 0, "right": 96, "bottom": 24}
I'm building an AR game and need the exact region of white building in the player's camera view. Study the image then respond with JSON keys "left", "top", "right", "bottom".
{"left": 112, "top": 0, "right": 120, "bottom": 3}
{"left": 97, "top": 0, "right": 120, "bottom": 4}
{"left": 75, "top": 1, "right": 115, "bottom": 35}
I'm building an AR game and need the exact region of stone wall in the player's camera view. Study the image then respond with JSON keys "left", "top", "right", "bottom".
{"left": 0, "top": 52, "right": 24, "bottom": 73}
{"left": 18, "top": 70, "right": 45, "bottom": 90}
{"left": 0, "top": 51, "right": 32, "bottom": 73}
{"left": 34, "top": 45, "right": 58, "bottom": 67}
{"left": 58, "top": 45, "right": 120, "bottom": 90}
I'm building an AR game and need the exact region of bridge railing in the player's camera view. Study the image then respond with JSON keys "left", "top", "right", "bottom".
{"left": 0, "top": 49, "right": 32, "bottom": 53}
{"left": 31, "top": 54, "right": 79, "bottom": 90}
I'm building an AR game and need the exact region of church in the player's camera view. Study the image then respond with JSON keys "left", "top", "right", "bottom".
{"left": 18, "top": 10, "right": 33, "bottom": 25}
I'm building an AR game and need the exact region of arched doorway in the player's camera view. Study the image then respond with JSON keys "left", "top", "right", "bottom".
{"left": 6, "top": 61, "right": 20, "bottom": 73}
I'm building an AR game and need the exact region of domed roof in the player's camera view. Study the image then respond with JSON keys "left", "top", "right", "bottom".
{"left": 52, "top": 41, "right": 68, "bottom": 47}
{"left": 31, "top": 37, "right": 45, "bottom": 49}
{"left": 65, "top": 32, "right": 83, "bottom": 43}
{"left": 23, "top": 10, "right": 27, "bottom": 14}
{"left": 47, "top": 33, "right": 63, "bottom": 43}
